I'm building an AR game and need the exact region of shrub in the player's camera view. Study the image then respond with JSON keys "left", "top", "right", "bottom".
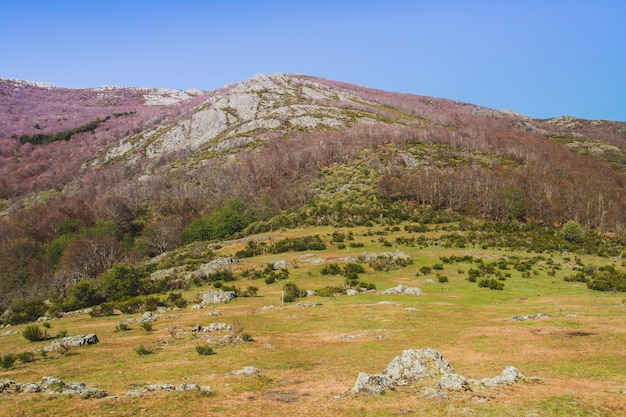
{"left": 7, "top": 299, "right": 47, "bottom": 325}
{"left": 437, "top": 274, "right": 448, "bottom": 283}
{"left": 90, "top": 303, "right": 116, "bottom": 317}
{"left": 320, "top": 264, "right": 341, "bottom": 275}
{"left": 316, "top": 286, "right": 345, "bottom": 297}
{"left": 282, "top": 282, "right": 305, "bottom": 303}
{"left": 166, "top": 292, "right": 187, "bottom": 308}
{"left": 419, "top": 266, "right": 432, "bottom": 275}
{"left": 135, "top": 344, "right": 154, "bottom": 356}
{"left": 0, "top": 354, "right": 17, "bottom": 369}
{"left": 17, "top": 351, "right": 36, "bottom": 363}
{"left": 196, "top": 344, "right": 216, "bottom": 356}
{"left": 478, "top": 278, "right": 504, "bottom": 290}
{"left": 141, "top": 322, "right": 153, "bottom": 332}
{"left": 116, "top": 323, "right": 130, "bottom": 332}
{"left": 241, "top": 333, "right": 254, "bottom": 342}
{"left": 22, "top": 325, "right": 47, "bottom": 342}
{"left": 241, "top": 286, "right": 259, "bottom": 297}
{"left": 561, "top": 220, "right": 585, "bottom": 243}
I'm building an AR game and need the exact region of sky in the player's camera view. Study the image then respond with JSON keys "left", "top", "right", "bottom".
{"left": 1, "top": 0, "right": 625, "bottom": 121}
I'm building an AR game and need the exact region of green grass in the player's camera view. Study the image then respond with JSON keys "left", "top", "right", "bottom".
{"left": 1, "top": 224, "right": 624, "bottom": 416}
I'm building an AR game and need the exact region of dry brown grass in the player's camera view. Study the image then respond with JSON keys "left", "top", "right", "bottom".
{"left": 1, "top": 228, "right": 625, "bottom": 416}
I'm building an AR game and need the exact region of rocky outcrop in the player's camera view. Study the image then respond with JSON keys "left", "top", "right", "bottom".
{"left": 191, "top": 290, "right": 237, "bottom": 309}
{"left": 126, "top": 383, "right": 211, "bottom": 397}
{"left": 0, "top": 376, "right": 108, "bottom": 398}
{"left": 508, "top": 313, "right": 552, "bottom": 321}
{"left": 378, "top": 284, "right": 423, "bottom": 296}
{"left": 192, "top": 323, "right": 233, "bottom": 332}
{"left": 351, "top": 348, "right": 525, "bottom": 396}
{"left": 43, "top": 334, "right": 99, "bottom": 352}
{"left": 227, "top": 366, "right": 261, "bottom": 377}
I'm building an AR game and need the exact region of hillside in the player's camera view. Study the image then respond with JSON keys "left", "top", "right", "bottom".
{"left": 0, "top": 73, "right": 625, "bottom": 415}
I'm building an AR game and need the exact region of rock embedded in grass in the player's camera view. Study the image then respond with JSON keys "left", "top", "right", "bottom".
{"left": 352, "top": 348, "right": 526, "bottom": 396}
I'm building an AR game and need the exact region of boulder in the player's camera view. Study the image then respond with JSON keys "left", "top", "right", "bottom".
{"left": 480, "top": 366, "right": 525, "bottom": 387}
{"left": 438, "top": 373, "right": 469, "bottom": 391}
{"left": 44, "top": 334, "right": 99, "bottom": 352}
{"left": 192, "top": 290, "right": 237, "bottom": 308}
{"left": 508, "top": 313, "right": 551, "bottom": 321}
{"left": 383, "top": 348, "right": 455, "bottom": 385}
{"left": 351, "top": 348, "right": 525, "bottom": 396}
{"left": 379, "top": 285, "right": 422, "bottom": 295}
{"left": 352, "top": 372, "right": 393, "bottom": 395}
{"left": 227, "top": 366, "right": 261, "bottom": 377}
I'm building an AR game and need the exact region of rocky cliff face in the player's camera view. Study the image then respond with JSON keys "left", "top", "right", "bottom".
{"left": 94, "top": 73, "right": 384, "bottom": 167}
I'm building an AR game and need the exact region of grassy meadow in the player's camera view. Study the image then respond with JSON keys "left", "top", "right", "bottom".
{"left": 1, "top": 224, "right": 625, "bottom": 416}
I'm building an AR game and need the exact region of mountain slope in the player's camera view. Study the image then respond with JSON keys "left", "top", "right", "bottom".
{"left": 0, "top": 73, "right": 625, "bottom": 310}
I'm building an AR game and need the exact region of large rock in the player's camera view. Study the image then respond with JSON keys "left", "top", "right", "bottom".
{"left": 479, "top": 366, "right": 525, "bottom": 387}
{"left": 44, "top": 334, "right": 99, "bottom": 352}
{"left": 192, "top": 323, "right": 234, "bottom": 332}
{"left": 352, "top": 348, "right": 454, "bottom": 394}
{"left": 352, "top": 372, "right": 393, "bottom": 395}
{"left": 191, "top": 290, "right": 237, "bottom": 308}
{"left": 379, "top": 284, "right": 423, "bottom": 296}
{"left": 382, "top": 348, "right": 455, "bottom": 385}
{"left": 227, "top": 366, "right": 261, "bottom": 377}
{"left": 352, "top": 348, "right": 525, "bottom": 396}
{"left": 0, "top": 376, "right": 108, "bottom": 398}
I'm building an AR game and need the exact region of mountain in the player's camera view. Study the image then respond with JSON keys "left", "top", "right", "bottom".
{"left": 0, "top": 73, "right": 625, "bottom": 309}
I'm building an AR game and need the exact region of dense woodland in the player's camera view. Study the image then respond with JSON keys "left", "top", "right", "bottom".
{"left": 1, "top": 74, "right": 625, "bottom": 317}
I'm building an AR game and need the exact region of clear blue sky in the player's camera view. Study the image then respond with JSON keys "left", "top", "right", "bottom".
{"left": 1, "top": 1, "right": 625, "bottom": 121}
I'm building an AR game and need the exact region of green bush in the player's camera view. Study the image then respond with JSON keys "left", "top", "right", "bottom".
{"left": 241, "top": 333, "right": 254, "bottom": 342}
{"left": 182, "top": 200, "right": 257, "bottom": 244}
{"left": 320, "top": 264, "right": 342, "bottom": 275}
{"left": 116, "top": 322, "right": 130, "bottom": 332}
{"left": 282, "top": 282, "right": 305, "bottom": 303}
{"left": 196, "top": 344, "right": 216, "bottom": 356}
{"left": 0, "top": 354, "right": 17, "bottom": 369}
{"left": 561, "top": 220, "right": 585, "bottom": 243}
{"left": 419, "top": 266, "right": 432, "bottom": 275}
{"left": 7, "top": 299, "right": 47, "bottom": 325}
{"left": 140, "top": 322, "right": 153, "bottom": 332}
{"left": 17, "top": 351, "right": 36, "bottom": 363}
{"left": 478, "top": 278, "right": 504, "bottom": 290}
{"left": 89, "top": 303, "right": 116, "bottom": 317}
{"left": 22, "top": 325, "right": 47, "bottom": 342}
{"left": 135, "top": 344, "right": 154, "bottom": 356}
{"left": 316, "top": 286, "right": 345, "bottom": 297}
{"left": 437, "top": 274, "right": 448, "bottom": 283}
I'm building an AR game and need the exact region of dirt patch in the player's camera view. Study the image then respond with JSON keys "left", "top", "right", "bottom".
{"left": 564, "top": 331, "right": 596, "bottom": 337}
{"left": 265, "top": 390, "right": 309, "bottom": 403}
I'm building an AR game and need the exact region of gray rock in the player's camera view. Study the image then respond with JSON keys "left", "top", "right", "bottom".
{"left": 438, "top": 373, "right": 469, "bottom": 391}
{"left": 346, "top": 289, "right": 359, "bottom": 296}
{"left": 382, "top": 348, "right": 455, "bottom": 385}
{"left": 379, "top": 284, "right": 422, "bottom": 295}
{"left": 176, "top": 383, "right": 199, "bottom": 391}
{"left": 508, "top": 313, "right": 551, "bottom": 321}
{"left": 227, "top": 366, "right": 261, "bottom": 377}
{"left": 422, "top": 387, "right": 449, "bottom": 400}
{"left": 192, "top": 290, "right": 237, "bottom": 308}
{"left": 480, "top": 366, "right": 524, "bottom": 387}
{"left": 192, "top": 322, "right": 233, "bottom": 332}
{"left": 273, "top": 260, "right": 292, "bottom": 269}
{"left": 44, "top": 334, "right": 99, "bottom": 352}
{"left": 143, "top": 383, "right": 175, "bottom": 391}
{"left": 351, "top": 372, "right": 393, "bottom": 395}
